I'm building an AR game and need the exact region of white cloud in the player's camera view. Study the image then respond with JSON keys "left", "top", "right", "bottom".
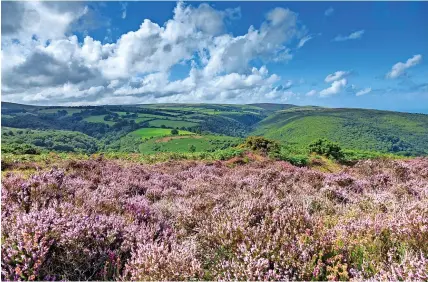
{"left": 386, "top": 54, "right": 422, "bottom": 79}
{"left": 325, "top": 70, "right": 351, "bottom": 82}
{"left": 297, "top": 35, "right": 313, "bottom": 49}
{"left": 324, "top": 7, "right": 334, "bottom": 16}
{"left": 320, "top": 78, "right": 347, "bottom": 97}
{"left": 333, "top": 30, "right": 365, "bottom": 42}
{"left": 1, "top": 2, "right": 88, "bottom": 44}
{"left": 305, "top": 90, "right": 317, "bottom": 96}
{"left": 120, "top": 2, "right": 128, "bottom": 19}
{"left": 356, "top": 87, "right": 372, "bottom": 96}
{"left": 1, "top": 2, "right": 306, "bottom": 105}
{"left": 203, "top": 7, "right": 302, "bottom": 76}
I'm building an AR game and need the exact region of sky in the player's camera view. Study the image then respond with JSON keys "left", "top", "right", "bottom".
{"left": 1, "top": 1, "right": 428, "bottom": 113}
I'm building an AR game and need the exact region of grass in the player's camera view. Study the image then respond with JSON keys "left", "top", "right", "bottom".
{"left": 128, "top": 128, "right": 195, "bottom": 138}
{"left": 83, "top": 115, "right": 115, "bottom": 125}
{"left": 148, "top": 119, "right": 199, "bottom": 128}
{"left": 138, "top": 135, "right": 241, "bottom": 154}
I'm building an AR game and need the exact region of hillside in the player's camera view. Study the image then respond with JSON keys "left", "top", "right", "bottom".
{"left": 252, "top": 107, "right": 428, "bottom": 156}
{"left": 1, "top": 127, "right": 99, "bottom": 154}
{"left": 2, "top": 102, "right": 428, "bottom": 156}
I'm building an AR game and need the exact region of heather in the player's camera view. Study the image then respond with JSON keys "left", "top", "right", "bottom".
{"left": 2, "top": 156, "right": 427, "bottom": 280}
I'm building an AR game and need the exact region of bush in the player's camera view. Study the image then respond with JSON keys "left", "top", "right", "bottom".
{"left": 171, "top": 129, "right": 179, "bottom": 135}
{"left": 309, "top": 138, "right": 344, "bottom": 160}
{"left": 281, "top": 154, "right": 309, "bottom": 167}
{"left": 240, "top": 136, "right": 280, "bottom": 154}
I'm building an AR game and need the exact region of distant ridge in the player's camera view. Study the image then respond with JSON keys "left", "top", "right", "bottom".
{"left": 248, "top": 103, "right": 296, "bottom": 112}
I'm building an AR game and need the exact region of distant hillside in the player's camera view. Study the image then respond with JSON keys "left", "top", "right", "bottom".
{"left": 252, "top": 107, "right": 428, "bottom": 156}
{"left": 2, "top": 102, "right": 428, "bottom": 156}
{"left": 1, "top": 127, "right": 99, "bottom": 154}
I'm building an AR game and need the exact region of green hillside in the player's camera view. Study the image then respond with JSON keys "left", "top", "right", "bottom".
{"left": 1, "top": 127, "right": 99, "bottom": 154}
{"left": 2, "top": 102, "right": 428, "bottom": 157}
{"left": 252, "top": 107, "right": 428, "bottom": 156}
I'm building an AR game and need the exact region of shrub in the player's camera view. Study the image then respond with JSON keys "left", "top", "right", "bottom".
{"left": 240, "top": 136, "right": 280, "bottom": 154}
{"left": 171, "top": 129, "right": 179, "bottom": 135}
{"left": 2, "top": 156, "right": 428, "bottom": 280}
{"left": 309, "top": 138, "right": 344, "bottom": 160}
{"left": 281, "top": 154, "right": 309, "bottom": 167}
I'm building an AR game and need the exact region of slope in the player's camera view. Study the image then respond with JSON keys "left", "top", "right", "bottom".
{"left": 252, "top": 107, "right": 428, "bottom": 156}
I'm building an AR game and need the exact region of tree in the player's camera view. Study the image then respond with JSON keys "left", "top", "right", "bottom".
{"left": 189, "top": 145, "right": 196, "bottom": 153}
{"left": 171, "top": 129, "right": 179, "bottom": 135}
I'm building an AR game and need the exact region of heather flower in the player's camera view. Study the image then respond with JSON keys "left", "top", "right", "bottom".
{"left": 2, "top": 158, "right": 428, "bottom": 280}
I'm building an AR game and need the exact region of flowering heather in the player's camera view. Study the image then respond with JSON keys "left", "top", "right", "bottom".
{"left": 2, "top": 157, "right": 428, "bottom": 280}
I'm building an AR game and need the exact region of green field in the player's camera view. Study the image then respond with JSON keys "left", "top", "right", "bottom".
{"left": 83, "top": 115, "right": 115, "bottom": 125}
{"left": 148, "top": 119, "right": 199, "bottom": 128}
{"left": 128, "top": 128, "right": 195, "bottom": 138}
{"left": 138, "top": 135, "right": 241, "bottom": 154}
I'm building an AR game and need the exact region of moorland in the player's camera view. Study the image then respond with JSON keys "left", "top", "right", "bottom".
{"left": 1, "top": 101, "right": 428, "bottom": 280}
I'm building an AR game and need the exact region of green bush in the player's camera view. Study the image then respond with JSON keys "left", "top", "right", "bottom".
{"left": 309, "top": 138, "right": 344, "bottom": 160}
{"left": 282, "top": 154, "right": 309, "bottom": 167}
{"left": 240, "top": 136, "right": 280, "bottom": 154}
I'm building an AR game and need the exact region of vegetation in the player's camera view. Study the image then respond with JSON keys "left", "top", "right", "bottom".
{"left": 252, "top": 107, "right": 428, "bottom": 156}
{"left": 128, "top": 128, "right": 194, "bottom": 138}
{"left": 309, "top": 138, "right": 344, "bottom": 160}
{"left": 137, "top": 135, "right": 241, "bottom": 154}
{"left": 2, "top": 156, "right": 427, "bottom": 280}
{"left": 1, "top": 127, "right": 99, "bottom": 154}
{"left": 239, "top": 136, "right": 280, "bottom": 154}
{"left": 148, "top": 119, "right": 198, "bottom": 128}
{"left": 3, "top": 101, "right": 426, "bottom": 161}
{"left": 2, "top": 102, "right": 427, "bottom": 280}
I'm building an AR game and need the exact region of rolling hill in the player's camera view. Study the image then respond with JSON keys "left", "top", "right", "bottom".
{"left": 252, "top": 107, "right": 428, "bottom": 155}
{"left": 2, "top": 102, "right": 428, "bottom": 156}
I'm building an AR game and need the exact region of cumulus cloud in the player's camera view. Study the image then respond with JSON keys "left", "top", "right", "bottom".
{"left": 324, "top": 7, "right": 334, "bottom": 16}
{"left": 320, "top": 78, "right": 347, "bottom": 97}
{"left": 333, "top": 30, "right": 365, "bottom": 42}
{"left": 1, "top": 1, "right": 306, "bottom": 105}
{"left": 356, "top": 87, "right": 372, "bottom": 96}
{"left": 325, "top": 70, "right": 351, "bottom": 83}
{"left": 1, "top": 1, "right": 88, "bottom": 44}
{"left": 386, "top": 54, "right": 422, "bottom": 79}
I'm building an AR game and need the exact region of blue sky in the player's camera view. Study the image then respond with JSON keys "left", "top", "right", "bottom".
{"left": 2, "top": 1, "right": 427, "bottom": 113}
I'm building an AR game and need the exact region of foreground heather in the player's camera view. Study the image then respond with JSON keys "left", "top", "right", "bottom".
{"left": 1, "top": 157, "right": 428, "bottom": 280}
